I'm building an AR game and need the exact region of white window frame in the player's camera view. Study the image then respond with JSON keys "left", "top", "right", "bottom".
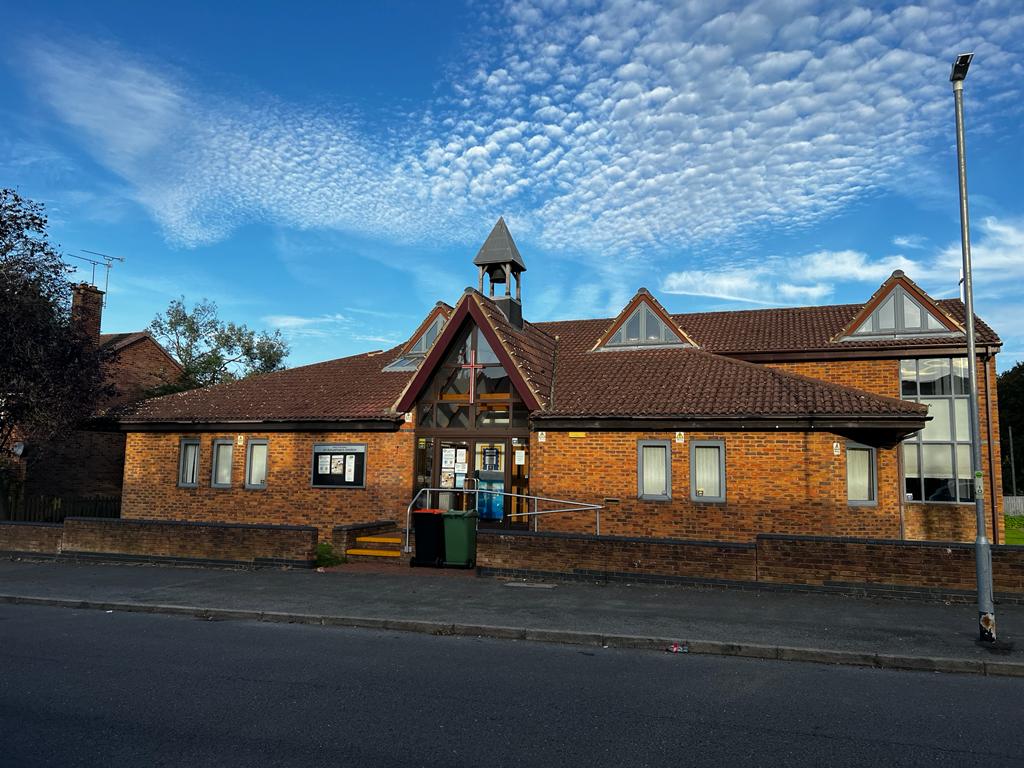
{"left": 245, "top": 439, "right": 269, "bottom": 490}
{"left": 845, "top": 442, "right": 877, "bottom": 506}
{"left": 178, "top": 438, "right": 200, "bottom": 488}
{"left": 637, "top": 440, "right": 671, "bottom": 501}
{"left": 210, "top": 438, "right": 234, "bottom": 489}
{"left": 690, "top": 440, "right": 726, "bottom": 503}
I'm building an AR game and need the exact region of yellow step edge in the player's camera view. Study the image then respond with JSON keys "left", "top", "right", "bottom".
{"left": 345, "top": 548, "right": 403, "bottom": 558}
{"left": 355, "top": 535, "right": 402, "bottom": 544}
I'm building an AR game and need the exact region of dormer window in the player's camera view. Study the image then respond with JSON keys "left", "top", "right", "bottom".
{"left": 383, "top": 312, "right": 448, "bottom": 372}
{"left": 603, "top": 304, "right": 687, "bottom": 348}
{"left": 850, "top": 286, "right": 952, "bottom": 337}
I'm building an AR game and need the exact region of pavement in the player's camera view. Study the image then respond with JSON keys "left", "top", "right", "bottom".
{"left": 2, "top": 557, "right": 1023, "bottom": 677}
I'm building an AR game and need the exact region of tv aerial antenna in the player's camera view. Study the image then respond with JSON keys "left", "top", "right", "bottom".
{"left": 65, "top": 249, "right": 126, "bottom": 307}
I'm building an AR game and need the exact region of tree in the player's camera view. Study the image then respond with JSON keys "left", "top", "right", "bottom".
{"left": 998, "top": 361, "right": 1024, "bottom": 496}
{"left": 149, "top": 297, "right": 289, "bottom": 392}
{"left": 0, "top": 189, "right": 111, "bottom": 510}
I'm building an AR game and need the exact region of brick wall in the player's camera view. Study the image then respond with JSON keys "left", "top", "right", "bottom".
{"left": 529, "top": 430, "right": 906, "bottom": 542}
{"left": 0, "top": 521, "right": 63, "bottom": 556}
{"left": 122, "top": 428, "right": 415, "bottom": 540}
{"left": 756, "top": 534, "right": 1024, "bottom": 595}
{"left": 104, "top": 337, "right": 183, "bottom": 408}
{"left": 476, "top": 529, "right": 1024, "bottom": 596}
{"left": 61, "top": 517, "right": 316, "bottom": 567}
{"left": 478, "top": 529, "right": 756, "bottom": 582}
{"left": 769, "top": 356, "right": 1004, "bottom": 543}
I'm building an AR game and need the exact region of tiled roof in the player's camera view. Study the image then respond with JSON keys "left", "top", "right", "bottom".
{"left": 122, "top": 349, "right": 409, "bottom": 424}
{"left": 531, "top": 317, "right": 925, "bottom": 421}
{"left": 663, "top": 299, "right": 999, "bottom": 355}
{"left": 124, "top": 295, "right": 994, "bottom": 426}
{"left": 472, "top": 293, "right": 556, "bottom": 409}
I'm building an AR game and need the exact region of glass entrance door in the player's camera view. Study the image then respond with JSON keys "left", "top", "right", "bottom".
{"left": 436, "top": 439, "right": 471, "bottom": 511}
{"left": 474, "top": 441, "right": 506, "bottom": 523}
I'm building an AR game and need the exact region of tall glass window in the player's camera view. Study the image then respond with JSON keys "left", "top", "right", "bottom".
{"left": 901, "top": 358, "right": 973, "bottom": 503}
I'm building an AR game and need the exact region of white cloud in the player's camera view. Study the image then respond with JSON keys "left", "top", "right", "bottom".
{"left": 893, "top": 234, "right": 928, "bottom": 250}
{"left": 661, "top": 218, "right": 1024, "bottom": 363}
{"left": 20, "top": 1, "right": 1024, "bottom": 262}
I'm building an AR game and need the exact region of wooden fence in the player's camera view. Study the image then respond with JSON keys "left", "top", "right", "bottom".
{"left": 1, "top": 494, "right": 121, "bottom": 523}
{"left": 1006, "top": 497, "right": 1024, "bottom": 516}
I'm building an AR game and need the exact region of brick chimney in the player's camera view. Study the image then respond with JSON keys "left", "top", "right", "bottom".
{"left": 71, "top": 283, "right": 104, "bottom": 345}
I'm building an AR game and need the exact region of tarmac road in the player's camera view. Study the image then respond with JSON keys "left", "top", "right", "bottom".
{"left": 2, "top": 603, "right": 1022, "bottom": 767}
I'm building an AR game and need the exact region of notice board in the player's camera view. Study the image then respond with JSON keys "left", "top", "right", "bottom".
{"left": 312, "top": 443, "right": 367, "bottom": 488}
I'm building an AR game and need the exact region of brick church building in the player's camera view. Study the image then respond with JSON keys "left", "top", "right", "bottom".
{"left": 118, "top": 219, "right": 1005, "bottom": 564}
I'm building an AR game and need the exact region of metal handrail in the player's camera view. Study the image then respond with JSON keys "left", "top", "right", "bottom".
{"left": 403, "top": 487, "right": 603, "bottom": 553}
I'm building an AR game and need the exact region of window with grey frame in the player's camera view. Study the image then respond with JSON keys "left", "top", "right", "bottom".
{"left": 901, "top": 358, "right": 974, "bottom": 503}
{"left": 690, "top": 440, "right": 725, "bottom": 502}
{"left": 605, "top": 304, "right": 685, "bottom": 347}
{"left": 210, "top": 439, "right": 234, "bottom": 489}
{"left": 178, "top": 439, "right": 200, "bottom": 488}
{"left": 637, "top": 440, "right": 671, "bottom": 500}
{"left": 245, "top": 439, "right": 269, "bottom": 490}
{"left": 851, "top": 286, "right": 950, "bottom": 337}
{"left": 846, "top": 443, "right": 876, "bottom": 505}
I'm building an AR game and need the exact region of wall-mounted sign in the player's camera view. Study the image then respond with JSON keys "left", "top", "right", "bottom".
{"left": 675, "top": 432, "right": 685, "bottom": 444}
{"left": 537, "top": 432, "right": 546, "bottom": 443}
{"left": 441, "top": 448, "right": 456, "bottom": 469}
{"left": 514, "top": 449, "right": 526, "bottom": 466}
{"left": 832, "top": 442, "right": 841, "bottom": 456}
{"left": 312, "top": 443, "right": 366, "bottom": 488}
{"left": 569, "top": 431, "right": 586, "bottom": 438}
{"left": 482, "top": 447, "right": 500, "bottom": 471}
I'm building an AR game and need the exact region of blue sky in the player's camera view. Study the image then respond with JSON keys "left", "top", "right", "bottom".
{"left": 2, "top": 0, "right": 1022, "bottom": 370}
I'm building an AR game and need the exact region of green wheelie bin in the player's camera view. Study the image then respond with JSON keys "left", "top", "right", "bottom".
{"left": 442, "top": 510, "right": 478, "bottom": 568}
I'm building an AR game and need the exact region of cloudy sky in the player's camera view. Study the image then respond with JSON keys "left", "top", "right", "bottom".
{"left": 2, "top": 0, "right": 1022, "bottom": 369}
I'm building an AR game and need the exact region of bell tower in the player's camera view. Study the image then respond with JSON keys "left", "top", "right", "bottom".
{"left": 474, "top": 217, "right": 526, "bottom": 329}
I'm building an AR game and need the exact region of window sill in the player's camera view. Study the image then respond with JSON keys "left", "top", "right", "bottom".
{"left": 638, "top": 495, "right": 671, "bottom": 502}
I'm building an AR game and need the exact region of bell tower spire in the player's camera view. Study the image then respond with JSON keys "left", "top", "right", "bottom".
{"left": 473, "top": 217, "right": 526, "bottom": 328}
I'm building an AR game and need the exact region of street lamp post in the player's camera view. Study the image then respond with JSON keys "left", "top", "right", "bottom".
{"left": 950, "top": 52, "right": 996, "bottom": 643}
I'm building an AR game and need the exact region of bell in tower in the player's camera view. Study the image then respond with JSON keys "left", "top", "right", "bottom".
{"left": 474, "top": 217, "right": 526, "bottom": 328}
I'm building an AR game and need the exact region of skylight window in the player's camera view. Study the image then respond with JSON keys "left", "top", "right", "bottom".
{"left": 605, "top": 305, "right": 684, "bottom": 347}
{"left": 850, "top": 286, "right": 951, "bottom": 337}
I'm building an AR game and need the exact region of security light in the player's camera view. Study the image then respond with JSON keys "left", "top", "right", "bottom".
{"left": 950, "top": 52, "right": 973, "bottom": 82}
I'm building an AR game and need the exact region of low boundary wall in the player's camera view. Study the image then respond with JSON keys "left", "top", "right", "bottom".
{"left": 1, "top": 517, "right": 317, "bottom": 568}
{"left": 0, "top": 521, "right": 63, "bottom": 558}
{"left": 477, "top": 529, "right": 1024, "bottom": 600}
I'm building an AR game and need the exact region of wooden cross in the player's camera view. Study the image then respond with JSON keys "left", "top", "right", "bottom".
{"left": 461, "top": 349, "right": 486, "bottom": 403}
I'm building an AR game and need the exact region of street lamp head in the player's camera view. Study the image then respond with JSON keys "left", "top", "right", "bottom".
{"left": 950, "top": 52, "right": 973, "bottom": 82}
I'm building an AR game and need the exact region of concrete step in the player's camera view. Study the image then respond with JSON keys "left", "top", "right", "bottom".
{"left": 345, "top": 548, "right": 402, "bottom": 558}
{"left": 355, "top": 535, "right": 402, "bottom": 545}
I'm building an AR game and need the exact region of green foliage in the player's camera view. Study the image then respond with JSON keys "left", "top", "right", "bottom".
{"left": 148, "top": 297, "right": 290, "bottom": 393}
{"left": 315, "top": 541, "right": 344, "bottom": 568}
{"left": 0, "top": 189, "right": 112, "bottom": 507}
{"left": 997, "top": 362, "right": 1024, "bottom": 494}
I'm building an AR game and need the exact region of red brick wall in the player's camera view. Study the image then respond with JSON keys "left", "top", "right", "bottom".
{"left": 61, "top": 517, "right": 316, "bottom": 567}
{"left": 756, "top": 534, "right": 1024, "bottom": 595}
{"left": 475, "top": 529, "right": 1024, "bottom": 596}
{"left": 769, "top": 356, "right": 1004, "bottom": 543}
{"left": 0, "top": 521, "right": 63, "bottom": 555}
{"left": 122, "top": 428, "right": 415, "bottom": 540}
{"left": 104, "top": 337, "right": 183, "bottom": 408}
{"left": 478, "top": 530, "right": 756, "bottom": 582}
{"left": 529, "top": 430, "right": 905, "bottom": 542}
